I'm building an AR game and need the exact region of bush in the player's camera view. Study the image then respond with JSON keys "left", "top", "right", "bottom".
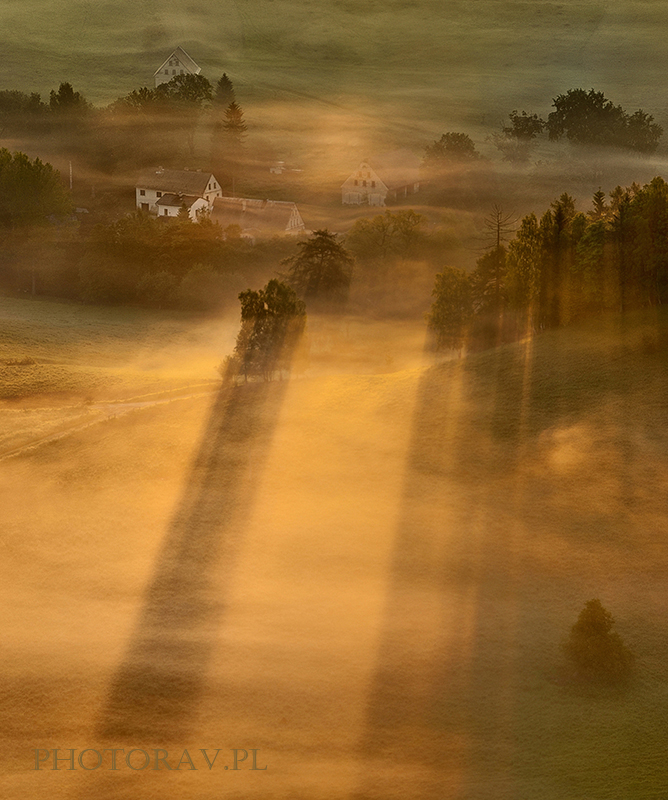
{"left": 563, "top": 599, "right": 634, "bottom": 686}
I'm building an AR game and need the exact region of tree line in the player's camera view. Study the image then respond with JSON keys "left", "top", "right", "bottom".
{"left": 0, "top": 72, "right": 248, "bottom": 183}
{"left": 428, "top": 177, "right": 668, "bottom": 352}
{"left": 421, "top": 88, "right": 663, "bottom": 174}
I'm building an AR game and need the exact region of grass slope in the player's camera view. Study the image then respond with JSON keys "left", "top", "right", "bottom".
{"left": 1, "top": 306, "right": 667, "bottom": 798}
{"left": 2, "top": 1, "right": 668, "bottom": 147}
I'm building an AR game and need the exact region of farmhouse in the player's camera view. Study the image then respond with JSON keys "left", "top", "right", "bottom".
{"left": 154, "top": 46, "right": 201, "bottom": 87}
{"left": 342, "top": 149, "right": 421, "bottom": 206}
{"left": 211, "top": 197, "right": 306, "bottom": 241}
{"left": 136, "top": 168, "right": 222, "bottom": 220}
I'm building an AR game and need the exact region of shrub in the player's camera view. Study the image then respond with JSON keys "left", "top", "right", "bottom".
{"left": 563, "top": 599, "right": 634, "bottom": 686}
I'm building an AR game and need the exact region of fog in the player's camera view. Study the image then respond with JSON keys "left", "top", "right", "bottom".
{"left": 3, "top": 1, "right": 668, "bottom": 798}
{"left": 2, "top": 309, "right": 668, "bottom": 798}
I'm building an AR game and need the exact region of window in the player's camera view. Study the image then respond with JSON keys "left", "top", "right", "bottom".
{"left": 354, "top": 180, "right": 358, "bottom": 186}
{"left": 164, "top": 209, "right": 168, "bottom": 216}
{"left": 165, "top": 69, "right": 169, "bottom": 74}
{"left": 139, "top": 189, "right": 145, "bottom": 196}
{"left": 157, "top": 191, "right": 163, "bottom": 198}
{"left": 180, "top": 69, "right": 184, "bottom": 74}
{"left": 172, "top": 69, "right": 176, "bottom": 74}
{"left": 371, "top": 181, "right": 376, "bottom": 188}
{"left": 363, "top": 180, "right": 367, "bottom": 187}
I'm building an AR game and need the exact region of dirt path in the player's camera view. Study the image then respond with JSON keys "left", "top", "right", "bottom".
{"left": 0, "top": 388, "right": 219, "bottom": 462}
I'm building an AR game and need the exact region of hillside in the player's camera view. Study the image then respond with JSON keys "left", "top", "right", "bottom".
{"left": 1, "top": 305, "right": 667, "bottom": 798}
{"left": 3, "top": 2, "right": 668, "bottom": 159}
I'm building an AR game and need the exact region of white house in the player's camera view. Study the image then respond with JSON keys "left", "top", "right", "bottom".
{"left": 136, "top": 168, "right": 222, "bottom": 220}
{"left": 341, "top": 149, "right": 421, "bottom": 206}
{"left": 211, "top": 197, "right": 306, "bottom": 242}
{"left": 154, "top": 46, "right": 201, "bottom": 88}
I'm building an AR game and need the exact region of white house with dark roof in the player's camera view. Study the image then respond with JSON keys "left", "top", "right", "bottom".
{"left": 341, "top": 149, "right": 421, "bottom": 206}
{"left": 154, "top": 46, "right": 201, "bottom": 87}
{"left": 136, "top": 168, "right": 222, "bottom": 220}
{"left": 211, "top": 197, "right": 306, "bottom": 242}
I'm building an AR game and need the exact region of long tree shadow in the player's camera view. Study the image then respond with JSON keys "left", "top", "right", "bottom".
{"left": 352, "top": 318, "right": 662, "bottom": 799}
{"left": 98, "top": 379, "right": 289, "bottom": 742}
{"left": 349, "top": 339, "right": 548, "bottom": 799}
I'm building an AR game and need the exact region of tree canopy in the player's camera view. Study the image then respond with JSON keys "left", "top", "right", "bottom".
{"left": 563, "top": 599, "right": 634, "bottom": 686}
{"left": 49, "top": 82, "right": 91, "bottom": 115}
{"left": 214, "top": 74, "right": 236, "bottom": 107}
{"left": 492, "top": 111, "right": 546, "bottom": 162}
{"left": 345, "top": 209, "right": 426, "bottom": 261}
{"left": 426, "top": 266, "right": 473, "bottom": 353}
{"left": 423, "top": 132, "right": 481, "bottom": 165}
{"left": 282, "top": 229, "right": 354, "bottom": 308}
{"left": 546, "top": 88, "right": 662, "bottom": 152}
{"left": 226, "top": 279, "right": 307, "bottom": 381}
{"left": 0, "top": 148, "right": 71, "bottom": 226}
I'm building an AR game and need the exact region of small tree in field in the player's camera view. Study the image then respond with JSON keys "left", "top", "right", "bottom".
{"left": 563, "top": 599, "right": 634, "bottom": 686}
{"left": 224, "top": 279, "right": 306, "bottom": 382}
{"left": 426, "top": 266, "right": 473, "bottom": 354}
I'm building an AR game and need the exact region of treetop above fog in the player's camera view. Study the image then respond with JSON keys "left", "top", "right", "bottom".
{"left": 546, "top": 88, "right": 662, "bottom": 152}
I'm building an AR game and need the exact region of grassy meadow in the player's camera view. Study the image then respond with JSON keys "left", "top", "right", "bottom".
{"left": 1, "top": 296, "right": 668, "bottom": 798}
{"left": 3, "top": 1, "right": 668, "bottom": 798}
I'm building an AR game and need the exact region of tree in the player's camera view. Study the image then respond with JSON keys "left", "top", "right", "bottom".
{"left": 222, "top": 101, "right": 248, "bottom": 145}
{"left": 0, "top": 149, "right": 71, "bottom": 227}
{"left": 0, "top": 90, "right": 48, "bottom": 134}
{"left": 624, "top": 109, "right": 663, "bottom": 153}
{"left": 345, "top": 209, "right": 427, "bottom": 262}
{"left": 226, "top": 279, "right": 307, "bottom": 381}
{"left": 505, "top": 212, "right": 542, "bottom": 320}
{"left": 155, "top": 73, "right": 213, "bottom": 107}
{"left": 426, "top": 266, "right": 473, "bottom": 354}
{"left": 155, "top": 73, "right": 213, "bottom": 155}
{"left": 282, "top": 229, "right": 354, "bottom": 309}
{"left": 49, "top": 82, "right": 91, "bottom": 115}
{"left": 423, "top": 132, "right": 481, "bottom": 165}
{"left": 470, "top": 206, "right": 515, "bottom": 317}
{"left": 563, "top": 599, "right": 634, "bottom": 686}
{"left": 214, "top": 74, "right": 236, "bottom": 107}
{"left": 491, "top": 110, "right": 545, "bottom": 162}
{"left": 546, "top": 88, "right": 662, "bottom": 153}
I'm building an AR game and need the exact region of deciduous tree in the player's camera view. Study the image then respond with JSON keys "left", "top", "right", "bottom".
{"left": 426, "top": 266, "right": 473, "bottom": 354}
{"left": 227, "top": 279, "right": 307, "bottom": 381}
{"left": 423, "top": 132, "right": 481, "bottom": 165}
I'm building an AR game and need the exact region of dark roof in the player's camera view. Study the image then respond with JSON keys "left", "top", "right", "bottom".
{"left": 366, "top": 149, "right": 421, "bottom": 189}
{"left": 156, "top": 193, "right": 201, "bottom": 208}
{"left": 137, "top": 168, "right": 216, "bottom": 196}
{"left": 211, "top": 197, "right": 304, "bottom": 234}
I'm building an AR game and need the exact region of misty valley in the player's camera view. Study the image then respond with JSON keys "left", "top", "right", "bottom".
{"left": 2, "top": 4, "right": 668, "bottom": 799}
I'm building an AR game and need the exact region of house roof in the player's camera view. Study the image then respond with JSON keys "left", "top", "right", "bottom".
{"left": 211, "top": 197, "right": 304, "bottom": 234}
{"left": 360, "top": 149, "right": 421, "bottom": 190}
{"left": 137, "top": 168, "right": 216, "bottom": 197}
{"left": 156, "top": 193, "right": 201, "bottom": 209}
{"left": 154, "top": 46, "right": 201, "bottom": 78}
